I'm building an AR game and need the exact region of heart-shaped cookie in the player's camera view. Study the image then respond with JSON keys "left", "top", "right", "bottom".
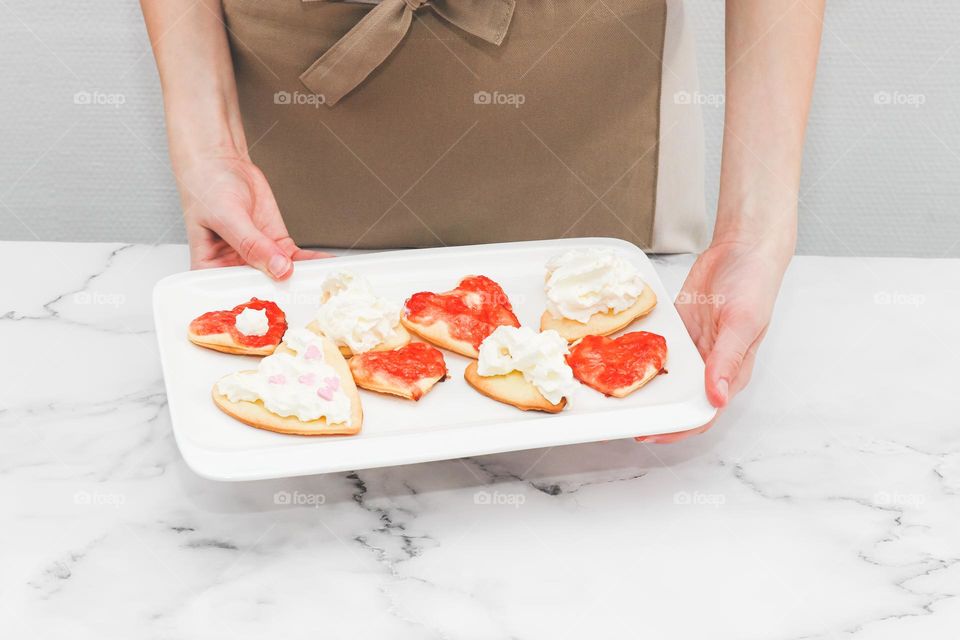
{"left": 212, "top": 330, "right": 363, "bottom": 436}
{"left": 349, "top": 342, "right": 448, "bottom": 401}
{"left": 401, "top": 275, "right": 520, "bottom": 358}
{"left": 463, "top": 326, "right": 574, "bottom": 413}
{"left": 540, "top": 286, "right": 658, "bottom": 342}
{"left": 189, "top": 298, "right": 287, "bottom": 356}
{"left": 566, "top": 331, "right": 667, "bottom": 397}
{"left": 464, "top": 362, "right": 567, "bottom": 413}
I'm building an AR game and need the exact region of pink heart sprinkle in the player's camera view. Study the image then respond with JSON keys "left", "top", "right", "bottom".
{"left": 316, "top": 385, "right": 335, "bottom": 401}
{"left": 316, "top": 376, "right": 340, "bottom": 401}
{"left": 268, "top": 374, "right": 286, "bottom": 385}
{"left": 298, "top": 373, "right": 316, "bottom": 385}
{"left": 304, "top": 345, "right": 323, "bottom": 361}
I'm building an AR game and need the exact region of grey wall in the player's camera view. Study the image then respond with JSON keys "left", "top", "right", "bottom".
{"left": 1, "top": 1, "right": 958, "bottom": 257}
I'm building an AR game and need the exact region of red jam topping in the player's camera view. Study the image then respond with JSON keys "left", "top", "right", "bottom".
{"left": 566, "top": 332, "right": 667, "bottom": 394}
{"left": 189, "top": 298, "right": 287, "bottom": 348}
{"left": 352, "top": 342, "right": 447, "bottom": 385}
{"left": 403, "top": 275, "right": 520, "bottom": 349}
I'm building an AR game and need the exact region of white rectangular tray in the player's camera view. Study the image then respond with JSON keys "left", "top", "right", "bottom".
{"left": 153, "top": 238, "right": 715, "bottom": 480}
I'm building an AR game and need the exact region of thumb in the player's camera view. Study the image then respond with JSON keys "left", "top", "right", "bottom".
{"left": 210, "top": 212, "right": 292, "bottom": 280}
{"left": 704, "top": 322, "right": 754, "bottom": 408}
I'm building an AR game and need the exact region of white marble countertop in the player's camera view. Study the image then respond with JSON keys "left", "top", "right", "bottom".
{"left": 2, "top": 241, "right": 958, "bottom": 639}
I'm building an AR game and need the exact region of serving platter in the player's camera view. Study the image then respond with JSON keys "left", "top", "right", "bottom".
{"left": 153, "top": 238, "right": 716, "bottom": 480}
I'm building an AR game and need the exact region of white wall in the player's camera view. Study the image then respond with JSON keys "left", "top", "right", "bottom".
{"left": 1, "top": 1, "right": 958, "bottom": 256}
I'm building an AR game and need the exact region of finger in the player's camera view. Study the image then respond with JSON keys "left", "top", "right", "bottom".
{"left": 209, "top": 213, "right": 292, "bottom": 280}
{"left": 635, "top": 418, "right": 716, "bottom": 444}
{"left": 704, "top": 319, "right": 760, "bottom": 408}
{"left": 729, "top": 347, "right": 758, "bottom": 399}
{"left": 273, "top": 236, "right": 335, "bottom": 263}
{"left": 290, "top": 247, "right": 335, "bottom": 261}
{"left": 674, "top": 294, "right": 705, "bottom": 349}
{"left": 185, "top": 222, "right": 236, "bottom": 270}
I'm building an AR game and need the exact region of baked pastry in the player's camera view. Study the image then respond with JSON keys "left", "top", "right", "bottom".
{"left": 307, "top": 270, "right": 411, "bottom": 357}
{"left": 349, "top": 342, "right": 447, "bottom": 401}
{"left": 188, "top": 298, "right": 287, "bottom": 356}
{"left": 212, "top": 328, "right": 362, "bottom": 435}
{"left": 539, "top": 248, "right": 656, "bottom": 342}
{"left": 401, "top": 275, "right": 520, "bottom": 358}
{"left": 464, "top": 326, "right": 575, "bottom": 413}
{"left": 566, "top": 331, "right": 667, "bottom": 397}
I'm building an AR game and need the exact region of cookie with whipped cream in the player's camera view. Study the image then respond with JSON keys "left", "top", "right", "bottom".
{"left": 212, "top": 328, "right": 362, "bottom": 435}
{"left": 539, "top": 248, "right": 657, "bottom": 342}
{"left": 188, "top": 298, "right": 287, "bottom": 356}
{"left": 307, "top": 270, "right": 411, "bottom": 358}
{"left": 464, "top": 326, "right": 576, "bottom": 413}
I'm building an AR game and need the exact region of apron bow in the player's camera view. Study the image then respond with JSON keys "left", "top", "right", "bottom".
{"left": 300, "top": 0, "right": 516, "bottom": 106}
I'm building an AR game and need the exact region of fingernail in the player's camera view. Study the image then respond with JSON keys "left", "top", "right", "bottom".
{"left": 716, "top": 378, "right": 729, "bottom": 403}
{"left": 268, "top": 254, "right": 290, "bottom": 278}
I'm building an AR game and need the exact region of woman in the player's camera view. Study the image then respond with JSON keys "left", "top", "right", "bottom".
{"left": 141, "top": 0, "right": 824, "bottom": 441}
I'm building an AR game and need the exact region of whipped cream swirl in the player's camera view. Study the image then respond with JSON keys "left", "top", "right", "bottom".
{"left": 216, "top": 328, "right": 352, "bottom": 424}
{"left": 477, "top": 326, "right": 576, "bottom": 405}
{"left": 314, "top": 271, "right": 402, "bottom": 353}
{"left": 234, "top": 307, "right": 269, "bottom": 336}
{"left": 545, "top": 248, "right": 645, "bottom": 323}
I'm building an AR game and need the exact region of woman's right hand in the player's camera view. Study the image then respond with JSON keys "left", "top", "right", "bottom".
{"left": 177, "top": 154, "right": 331, "bottom": 279}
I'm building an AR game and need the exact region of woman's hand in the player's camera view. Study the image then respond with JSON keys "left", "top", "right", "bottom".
{"left": 636, "top": 235, "right": 792, "bottom": 443}
{"left": 141, "top": 0, "right": 327, "bottom": 278}
{"left": 634, "top": 0, "right": 823, "bottom": 443}
{"left": 178, "top": 155, "right": 331, "bottom": 278}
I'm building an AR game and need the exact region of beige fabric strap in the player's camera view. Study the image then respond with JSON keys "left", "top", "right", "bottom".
{"left": 300, "top": 0, "right": 516, "bottom": 106}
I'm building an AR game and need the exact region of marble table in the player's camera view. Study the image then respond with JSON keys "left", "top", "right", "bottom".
{"left": 2, "top": 241, "right": 958, "bottom": 639}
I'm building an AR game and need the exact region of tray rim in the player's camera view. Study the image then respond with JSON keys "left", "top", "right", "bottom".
{"left": 153, "top": 237, "right": 716, "bottom": 481}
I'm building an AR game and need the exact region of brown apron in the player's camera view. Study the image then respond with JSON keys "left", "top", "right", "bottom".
{"left": 222, "top": 0, "right": 668, "bottom": 251}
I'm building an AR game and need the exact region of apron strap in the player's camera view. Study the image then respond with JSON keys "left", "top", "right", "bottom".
{"left": 300, "top": 0, "right": 516, "bottom": 106}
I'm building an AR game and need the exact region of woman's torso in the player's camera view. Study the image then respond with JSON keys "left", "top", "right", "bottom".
{"left": 222, "top": 0, "right": 706, "bottom": 253}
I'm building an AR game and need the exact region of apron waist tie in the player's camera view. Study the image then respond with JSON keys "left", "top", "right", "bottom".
{"left": 299, "top": 0, "right": 516, "bottom": 106}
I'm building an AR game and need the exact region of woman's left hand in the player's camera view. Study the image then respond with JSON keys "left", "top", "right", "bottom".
{"left": 636, "top": 236, "right": 792, "bottom": 444}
